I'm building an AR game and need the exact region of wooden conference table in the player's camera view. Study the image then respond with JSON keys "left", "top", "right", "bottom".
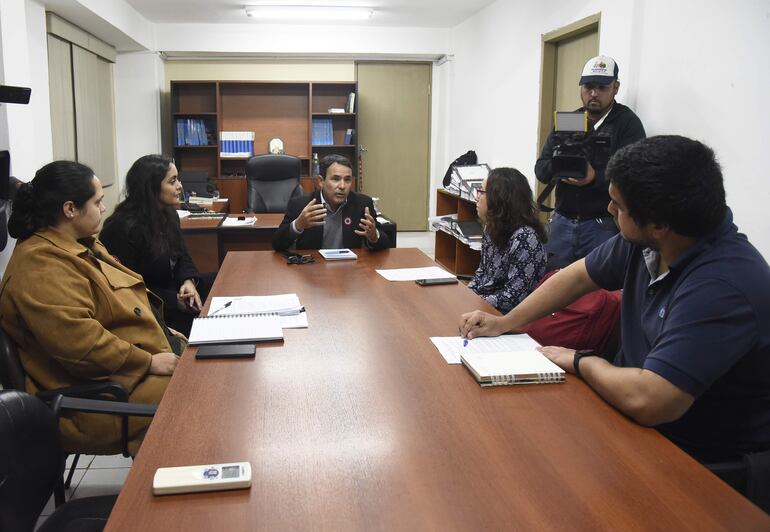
{"left": 105, "top": 249, "right": 770, "bottom": 531}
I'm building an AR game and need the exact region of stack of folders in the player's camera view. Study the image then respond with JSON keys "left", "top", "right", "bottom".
{"left": 461, "top": 350, "right": 565, "bottom": 386}
{"left": 220, "top": 131, "right": 255, "bottom": 158}
{"left": 311, "top": 118, "right": 334, "bottom": 145}
{"left": 176, "top": 119, "right": 211, "bottom": 146}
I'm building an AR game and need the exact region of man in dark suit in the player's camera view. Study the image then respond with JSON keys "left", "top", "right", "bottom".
{"left": 272, "top": 154, "right": 390, "bottom": 251}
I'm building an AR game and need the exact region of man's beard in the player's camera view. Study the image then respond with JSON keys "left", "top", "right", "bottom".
{"left": 586, "top": 103, "right": 604, "bottom": 116}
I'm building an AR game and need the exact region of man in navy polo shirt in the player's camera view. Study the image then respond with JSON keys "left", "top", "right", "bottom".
{"left": 460, "top": 135, "right": 770, "bottom": 463}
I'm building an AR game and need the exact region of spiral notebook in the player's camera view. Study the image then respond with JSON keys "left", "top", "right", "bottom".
{"left": 207, "top": 295, "right": 308, "bottom": 329}
{"left": 460, "top": 350, "right": 565, "bottom": 386}
{"left": 188, "top": 314, "right": 283, "bottom": 345}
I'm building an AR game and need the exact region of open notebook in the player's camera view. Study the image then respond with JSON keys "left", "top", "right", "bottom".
{"left": 207, "top": 294, "right": 307, "bottom": 329}
{"left": 461, "top": 350, "right": 565, "bottom": 386}
{"left": 188, "top": 315, "right": 283, "bottom": 345}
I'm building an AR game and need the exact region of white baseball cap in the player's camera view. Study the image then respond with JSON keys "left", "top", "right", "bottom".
{"left": 579, "top": 55, "right": 619, "bottom": 85}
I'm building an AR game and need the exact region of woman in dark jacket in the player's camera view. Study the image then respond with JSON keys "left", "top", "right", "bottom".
{"left": 101, "top": 154, "right": 212, "bottom": 336}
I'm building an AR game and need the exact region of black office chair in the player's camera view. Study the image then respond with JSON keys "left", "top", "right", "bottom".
{"left": 245, "top": 154, "right": 303, "bottom": 213}
{"left": 0, "top": 328, "right": 156, "bottom": 506}
{"left": 707, "top": 453, "right": 770, "bottom": 513}
{"left": 0, "top": 389, "right": 148, "bottom": 532}
{"left": 179, "top": 170, "right": 215, "bottom": 199}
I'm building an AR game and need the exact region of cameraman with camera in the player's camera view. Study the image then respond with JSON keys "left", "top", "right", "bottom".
{"left": 535, "top": 55, "right": 646, "bottom": 263}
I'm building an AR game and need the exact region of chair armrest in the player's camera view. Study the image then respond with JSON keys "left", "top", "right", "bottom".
{"left": 57, "top": 396, "right": 157, "bottom": 417}
{"left": 47, "top": 392, "right": 157, "bottom": 458}
{"left": 706, "top": 460, "right": 747, "bottom": 493}
{"left": 37, "top": 381, "right": 129, "bottom": 403}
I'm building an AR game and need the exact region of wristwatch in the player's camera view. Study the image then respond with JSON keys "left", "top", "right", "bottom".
{"left": 573, "top": 349, "right": 597, "bottom": 379}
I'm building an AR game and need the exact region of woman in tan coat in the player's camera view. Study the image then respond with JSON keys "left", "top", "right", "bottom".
{"left": 0, "top": 160, "right": 180, "bottom": 456}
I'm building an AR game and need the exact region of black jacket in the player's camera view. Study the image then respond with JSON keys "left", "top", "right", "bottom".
{"left": 535, "top": 102, "right": 646, "bottom": 219}
{"left": 272, "top": 190, "right": 391, "bottom": 251}
{"left": 99, "top": 213, "right": 200, "bottom": 316}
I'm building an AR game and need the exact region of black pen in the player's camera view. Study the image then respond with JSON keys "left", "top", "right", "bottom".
{"left": 210, "top": 301, "right": 232, "bottom": 316}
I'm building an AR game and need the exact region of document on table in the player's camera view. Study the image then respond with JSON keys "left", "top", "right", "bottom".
{"left": 209, "top": 294, "right": 301, "bottom": 315}
{"left": 430, "top": 334, "right": 541, "bottom": 364}
{"left": 221, "top": 216, "right": 257, "bottom": 227}
{"left": 376, "top": 266, "right": 455, "bottom": 282}
{"left": 208, "top": 294, "right": 307, "bottom": 328}
{"left": 276, "top": 311, "right": 308, "bottom": 329}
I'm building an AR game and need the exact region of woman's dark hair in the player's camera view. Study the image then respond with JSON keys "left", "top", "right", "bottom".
{"left": 102, "top": 154, "right": 183, "bottom": 260}
{"left": 607, "top": 135, "right": 726, "bottom": 237}
{"left": 484, "top": 167, "right": 547, "bottom": 249}
{"left": 8, "top": 160, "right": 95, "bottom": 241}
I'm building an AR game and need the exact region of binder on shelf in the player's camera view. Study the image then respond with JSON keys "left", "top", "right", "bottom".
{"left": 220, "top": 131, "right": 255, "bottom": 158}
{"left": 312, "top": 118, "right": 334, "bottom": 145}
{"left": 346, "top": 92, "right": 356, "bottom": 113}
{"left": 175, "top": 118, "right": 215, "bottom": 147}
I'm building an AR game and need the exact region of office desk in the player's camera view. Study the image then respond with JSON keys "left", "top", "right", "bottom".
{"left": 105, "top": 249, "right": 770, "bottom": 531}
{"left": 181, "top": 214, "right": 284, "bottom": 272}
{"left": 181, "top": 213, "right": 398, "bottom": 273}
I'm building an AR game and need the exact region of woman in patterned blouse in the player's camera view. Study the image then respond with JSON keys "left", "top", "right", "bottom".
{"left": 468, "top": 168, "right": 547, "bottom": 313}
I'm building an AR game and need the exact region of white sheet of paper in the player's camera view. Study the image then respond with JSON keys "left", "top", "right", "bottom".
{"left": 221, "top": 216, "right": 256, "bottom": 227}
{"left": 209, "top": 294, "right": 301, "bottom": 316}
{"left": 376, "top": 266, "right": 455, "bottom": 282}
{"left": 430, "top": 334, "right": 541, "bottom": 364}
{"left": 279, "top": 312, "right": 308, "bottom": 329}
{"left": 176, "top": 210, "right": 191, "bottom": 219}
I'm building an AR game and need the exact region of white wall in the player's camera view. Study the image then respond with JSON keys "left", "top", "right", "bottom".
{"left": 114, "top": 50, "right": 163, "bottom": 197}
{"left": 0, "top": 0, "right": 53, "bottom": 272}
{"left": 633, "top": 0, "right": 770, "bottom": 257}
{"left": 154, "top": 23, "right": 450, "bottom": 58}
{"left": 444, "top": 0, "right": 770, "bottom": 258}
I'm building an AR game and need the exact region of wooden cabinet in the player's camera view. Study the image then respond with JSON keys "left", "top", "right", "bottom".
{"left": 171, "top": 80, "right": 358, "bottom": 202}
{"left": 434, "top": 189, "right": 481, "bottom": 276}
{"left": 310, "top": 82, "right": 357, "bottom": 181}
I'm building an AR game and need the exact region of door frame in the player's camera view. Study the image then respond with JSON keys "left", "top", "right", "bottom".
{"left": 535, "top": 14, "right": 601, "bottom": 213}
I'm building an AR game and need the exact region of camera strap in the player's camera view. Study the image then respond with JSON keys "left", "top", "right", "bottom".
{"left": 537, "top": 181, "right": 556, "bottom": 213}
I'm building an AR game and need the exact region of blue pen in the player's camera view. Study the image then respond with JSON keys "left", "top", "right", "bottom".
{"left": 463, "top": 338, "right": 469, "bottom": 347}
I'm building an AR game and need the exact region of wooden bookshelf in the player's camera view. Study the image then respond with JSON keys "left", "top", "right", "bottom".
{"left": 171, "top": 80, "right": 357, "bottom": 208}
{"left": 434, "top": 189, "right": 481, "bottom": 276}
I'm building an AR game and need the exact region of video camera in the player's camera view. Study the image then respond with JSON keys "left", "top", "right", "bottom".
{"left": 550, "top": 111, "right": 611, "bottom": 180}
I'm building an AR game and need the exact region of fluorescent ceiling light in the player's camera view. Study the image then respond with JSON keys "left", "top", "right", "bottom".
{"left": 245, "top": 5, "right": 374, "bottom": 21}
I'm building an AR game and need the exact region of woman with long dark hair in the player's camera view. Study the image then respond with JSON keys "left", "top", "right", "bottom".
{"left": 467, "top": 167, "right": 547, "bottom": 313}
{"left": 0, "top": 160, "right": 179, "bottom": 455}
{"left": 101, "top": 155, "right": 212, "bottom": 336}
